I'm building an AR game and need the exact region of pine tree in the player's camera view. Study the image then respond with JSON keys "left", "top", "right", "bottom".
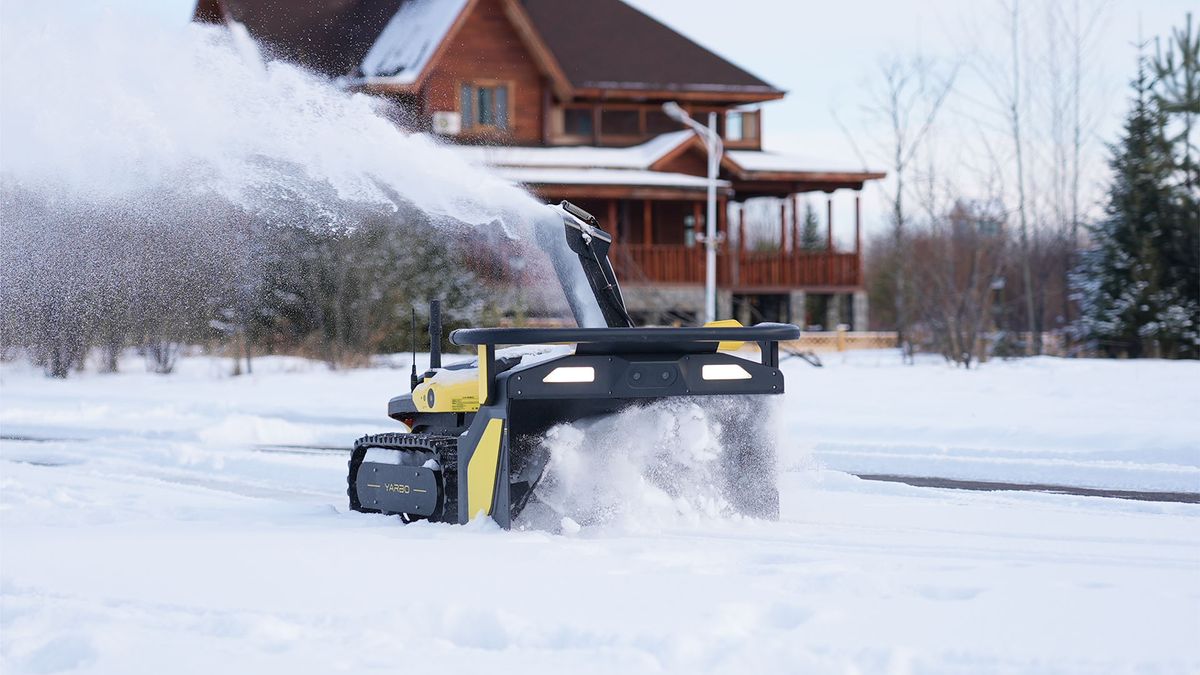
{"left": 1152, "top": 13, "right": 1199, "bottom": 193}
{"left": 1150, "top": 13, "right": 1200, "bottom": 358}
{"left": 800, "top": 202, "right": 824, "bottom": 251}
{"left": 1073, "top": 49, "right": 1199, "bottom": 358}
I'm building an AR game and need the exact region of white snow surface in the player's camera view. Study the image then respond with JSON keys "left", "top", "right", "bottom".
{"left": 726, "top": 149, "right": 878, "bottom": 175}
{"left": 453, "top": 131, "right": 878, "bottom": 185}
{"left": 788, "top": 351, "right": 1200, "bottom": 493}
{"left": 456, "top": 130, "right": 695, "bottom": 170}
{"left": 1, "top": 351, "right": 1198, "bottom": 673}
{"left": 356, "top": 0, "right": 468, "bottom": 83}
{"left": 494, "top": 167, "right": 731, "bottom": 189}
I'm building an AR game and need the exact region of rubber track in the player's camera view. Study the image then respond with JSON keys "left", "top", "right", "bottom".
{"left": 347, "top": 433, "right": 459, "bottom": 521}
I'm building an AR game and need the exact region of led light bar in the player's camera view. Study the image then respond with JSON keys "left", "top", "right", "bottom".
{"left": 542, "top": 366, "right": 596, "bottom": 383}
{"left": 701, "top": 364, "right": 752, "bottom": 381}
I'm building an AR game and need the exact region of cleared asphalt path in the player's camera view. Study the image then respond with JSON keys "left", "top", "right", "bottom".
{"left": 853, "top": 473, "right": 1200, "bottom": 504}
{"left": 4, "top": 435, "right": 1198, "bottom": 504}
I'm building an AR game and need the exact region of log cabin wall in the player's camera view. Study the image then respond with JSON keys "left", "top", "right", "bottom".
{"left": 422, "top": 0, "right": 545, "bottom": 145}
{"left": 653, "top": 147, "right": 710, "bottom": 178}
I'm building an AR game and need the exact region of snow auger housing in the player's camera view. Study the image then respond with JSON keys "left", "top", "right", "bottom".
{"left": 348, "top": 201, "right": 800, "bottom": 527}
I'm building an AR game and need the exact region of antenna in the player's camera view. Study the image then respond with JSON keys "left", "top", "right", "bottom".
{"left": 409, "top": 307, "right": 418, "bottom": 391}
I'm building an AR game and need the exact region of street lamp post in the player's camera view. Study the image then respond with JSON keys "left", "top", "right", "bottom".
{"left": 663, "top": 101, "right": 723, "bottom": 324}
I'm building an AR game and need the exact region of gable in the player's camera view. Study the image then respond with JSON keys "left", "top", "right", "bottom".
{"left": 421, "top": 0, "right": 547, "bottom": 143}
{"left": 650, "top": 139, "right": 711, "bottom": 178}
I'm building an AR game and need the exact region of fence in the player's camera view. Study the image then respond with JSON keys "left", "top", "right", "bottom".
{"left": 783, "top": 330, "right": 898, "bottom": 353}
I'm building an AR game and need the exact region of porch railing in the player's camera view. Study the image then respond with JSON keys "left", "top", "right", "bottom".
{"left": 614, "top": 245, "right": 861, "bottom": 289}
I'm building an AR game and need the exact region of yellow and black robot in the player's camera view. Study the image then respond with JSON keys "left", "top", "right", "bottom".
{"left": 347, "top": 201, "right": 799, "bottom": 528}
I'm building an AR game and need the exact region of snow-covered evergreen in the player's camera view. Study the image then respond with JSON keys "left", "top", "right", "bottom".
{"left": 1072, "top": 52, "right": 1200, "bottom": 358}
{"left": 799, "top": 201, "right": 824, "bottom": 251}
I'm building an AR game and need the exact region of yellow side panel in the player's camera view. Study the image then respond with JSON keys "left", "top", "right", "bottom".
{"left": 413, "top": 376, "right": 481, "bottom": 413}
{"left": 477, "top": 345, "right": 489, "bottom": 405}
{"left": 467, "top": 418, "right": 504, "bottom": 519}
{"left": 705, "top": 318, "right": 746, "bottom": 352}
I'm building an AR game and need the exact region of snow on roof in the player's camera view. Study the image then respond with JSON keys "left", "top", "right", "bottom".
{"left": 455, "top": 130, "right": 695, "bottom": 170}
{"left": 452, "top": 132, "right": 879, "bottom": 187}
{"left": 493, "top": 167, "right": 728, "bottom": 190}
{"left": 726, "top": 149, "right": 877, "bottom": 175}
{"left": 357, "top": 0, "right": 468, "bottom": 84}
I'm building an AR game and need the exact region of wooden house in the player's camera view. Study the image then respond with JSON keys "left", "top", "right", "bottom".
{"left": 194, "top": 0, "right": 885, "bottom": 328}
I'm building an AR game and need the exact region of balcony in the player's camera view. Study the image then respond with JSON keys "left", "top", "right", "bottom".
{"left": 614, "top": 245, "right": 861, "bottom": 290}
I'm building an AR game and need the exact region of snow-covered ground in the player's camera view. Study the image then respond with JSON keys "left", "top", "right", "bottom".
{"left": 788, "top": 351, "right": 1200, "bottom": 493}
{"left": 1, "top": 351, "right": 1198, "bottom": 673}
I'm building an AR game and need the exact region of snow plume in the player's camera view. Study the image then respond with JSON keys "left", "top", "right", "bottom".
{"left": 0, "top": 4, "right": 596, "bottom": 372}
{"left": 0, "top": 3, "right": 541, "bottom": 227}
{"left": 521, "top": 397, "right": 780, "bottom": 533}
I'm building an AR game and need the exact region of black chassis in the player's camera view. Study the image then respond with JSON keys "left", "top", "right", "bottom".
{"left": 382, "top": 323, "right": 797, "bottom": 528}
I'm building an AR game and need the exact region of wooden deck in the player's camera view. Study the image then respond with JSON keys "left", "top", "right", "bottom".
{"left": 614, "top": 245, "right": 861, "bottom": 290}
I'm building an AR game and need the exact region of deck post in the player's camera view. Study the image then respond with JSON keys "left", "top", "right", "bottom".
{"left": 736, "top": 202, "right": 746, "bottom": 255}
{"left": 789, "top": 290, "right": 807, "bottom": 327}
{"left": 734, "top": 201, "right": 744, "bottom": 286}
{"left": 779, "top": 199, "right": 788, "bottom": 253}
{"left": 852, "top": 290, "right": 869, "bottom": 331}
{"left": 643, "top": 200, "right": 653, "bottom": 247}
{"left": 791, "top": 194, "right": 800, "bottom": 254}
{"left": 717, "top": 196, "right": 728, "bottom": 286}
{"left": 825, "top": 192, "right": 834, "bottom": 252}
{"left": 854, "top": 190, "right": 862, "bottom": 254}
{"left": 826, "top": 192, "right": 835, "bottom": 285}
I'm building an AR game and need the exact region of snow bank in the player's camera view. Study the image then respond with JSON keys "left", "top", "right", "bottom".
{"left": 778, "top": 351, "right": 1200, "bottom": 492}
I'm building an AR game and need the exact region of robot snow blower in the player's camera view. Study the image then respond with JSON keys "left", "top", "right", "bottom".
{"left": 347, "top": 201, "right": 800, "bottom": 527}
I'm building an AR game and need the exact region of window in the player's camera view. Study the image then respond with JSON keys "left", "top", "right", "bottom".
{"left": 725, "top": 110, "right": 760, "bottom": 143}
{"left": 460, "top": 82, "right": 509, "bottom": 130}
{"left": 726, "top": 112, "right": 743, "bottom": 141}
{"left": 563, "top": 107, "right": 593, "bottom": 136}
{"left": 645, "top": 110, "right": 679, "bottom": 135}
{"left": 601, "top": 109, "right": 640, "bottom": 136}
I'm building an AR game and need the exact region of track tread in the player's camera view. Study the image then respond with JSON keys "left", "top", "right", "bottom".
{"left": 347, "top": 432, "right": 458, "bottom": 521}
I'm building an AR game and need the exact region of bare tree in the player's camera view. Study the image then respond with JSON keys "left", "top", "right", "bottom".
{"left": 910, "top": 203, "right": 1008, "bottom": 368}
{"left": 1005, "top": 0, "right": 1039, "bottom": 354}
{"left": 1044, "top": 0, "right": 1108, "bottom": 328}
{"left": 967, "top": 0, "right": 1112, "bottom": 351}
{"left": 840, "top": 53, "right": 958, "bottom": 360}
{"left": 1068, "top": 0, "right": 1110, "bottom": 248}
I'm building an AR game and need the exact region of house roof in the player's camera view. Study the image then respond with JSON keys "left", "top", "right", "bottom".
{"left": 357, "top": 0, "right": 469, "bottom": 83}
{"left": 458, "top": 131, "right": 719, "bottom": 190}
{"left": 456, "top": 130, "right": 695, "bottom": 169}
{"left": 195, "top": 0, "right": 407, "bottom": 77}
{"left": 456, "top": 132, "right": 882, "bottom": 192}
{"left": 726, "top": 150, "right": 868, "bottom": 175}
{"left": 494, "top": 167, "right": 731, "bottom": 190}
{"left": 197, "top": 0, "right": 783, "bottom": 102}
{"left": 520, "top": 0, "right": 782, "bottom": 100}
